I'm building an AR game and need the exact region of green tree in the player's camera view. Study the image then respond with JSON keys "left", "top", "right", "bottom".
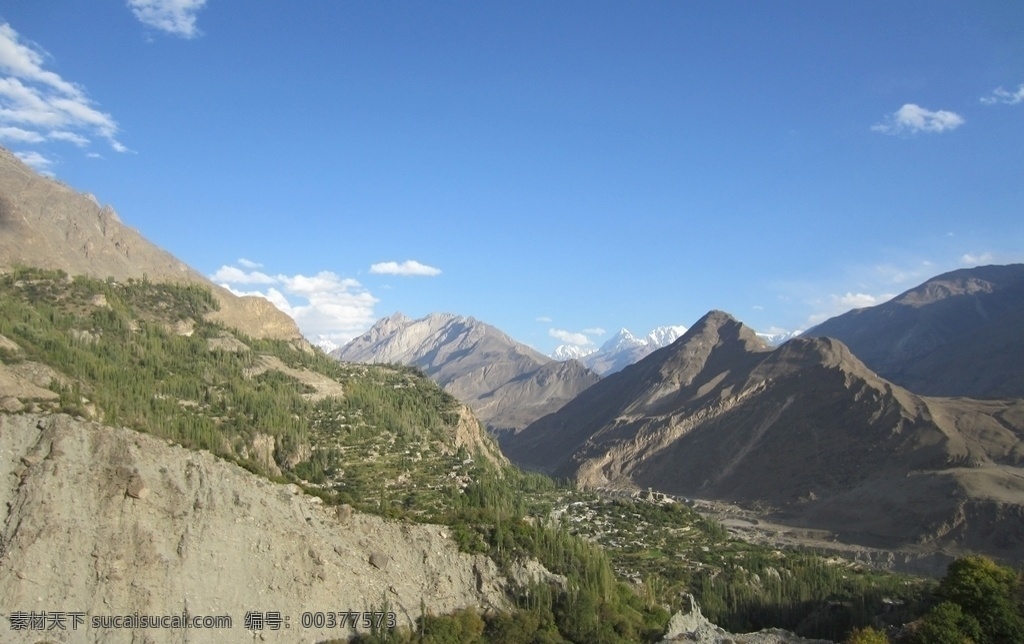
{"left": 909, "top": 601, "right": 981, "bottom": 644}
{"left": 845, "top": 625, "right": 888, "bottom": 644}
{"left": 939, "top": 555, "right": 1024, "bottom": 644}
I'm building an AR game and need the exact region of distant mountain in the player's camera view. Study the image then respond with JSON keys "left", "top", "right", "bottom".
{"left": 333, "top": 312, "right": 600, "bottom": 432}
{"left": 313, "top": 337, "right": 340, "bottom": 354}
{"left": 553, "top": 325, "right": 688, "bottom": 376}
{"left": 505, "top": 310, "right": 1024, "bottom": 561}
{"left": 806, "top": 264, "right": 1024, "bottom": 398}
{"left": 646, "top": 324, "right": 689, "bottom": 347}
{"left": 551, "top": 344, "right": 597, "bottom": 361}
{"left": 0, "top": 146, "right": 300, "bottom": 341}
{"left": 756, "top": 329, "right": 802, "bottom": 346}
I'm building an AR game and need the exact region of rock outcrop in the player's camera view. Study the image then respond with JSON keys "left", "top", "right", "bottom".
{"left": 660, "top": 595, "right": 833, "bottom": 643}
{"left": 0, "top": 413, "right": 508, "bottom": 643}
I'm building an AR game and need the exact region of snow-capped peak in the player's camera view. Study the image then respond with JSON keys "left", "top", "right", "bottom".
{"left": 552, "top": 344, "right": 598, "bottom": 361}
{"left": 600, "top": 328, "right": 644, "bottom": 352}
{"left": 646, "top": 325, "right": 687, "bottom": 348}
{"left": 314, "top": 337, "right": 340, "bottom": 353}
{"left": 756, "top": 329, "right": 803, "bottom": 347}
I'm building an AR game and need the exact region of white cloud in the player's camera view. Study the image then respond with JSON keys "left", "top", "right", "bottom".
{"left": 981, "top": 84, "right": 1024, "bottom": 106}
{"left": 213, "top": 263, "right": 379, "bottom": 346}
{"left": 871, "top": 103, "right": 964, "bottom": 135}
{"left": 0, "top": 125, "right": 43, "bottom": 143}
{"left": 237, "top": 258, "right": 262, "bottom": 269}
{"left": 369, "top": 260, "right": 442, "bottom": 277}
{"left": 959, "top": 252, "right": 994, "bottom": 266}
{"left": 548, "top": 328, "right": 593, "bottom": 346}
{"left": 0, "top": 23, "right": 127, "bottom": 158}
{"left": 14, "top": 149, "right": 53, "bottom": 171}
{"left": 835, "top": 292, "right": 889, "bottom": 309}
{"left": 47, "top": 130, "right": 89, "bottom": 146}
{"left": 210, "top": 265, "right": 277, "bottom": 284}
{"left": 535, "top": 316, "right": 553, "bottom": 323}
{"left": 127, "top": 0, "right": 208, "bottom": 39}
{"left": 805, "top": 291, "right": 896, "bottom": 327}
{"left": 582, "top": 327, "right": 606, "bottom": 336}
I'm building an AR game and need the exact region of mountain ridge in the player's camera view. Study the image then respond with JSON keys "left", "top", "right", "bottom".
{"left": 0, "top": 146, "right": 301, "bottom": 342}
{"left": 504, "top": 307, "right": 1024, "bottom": 561}
{"left": 333, "top": 312, "right": 600, "bottom": 432}
{"left": 806, "top": 263, "right": 1024, "bottom": 398}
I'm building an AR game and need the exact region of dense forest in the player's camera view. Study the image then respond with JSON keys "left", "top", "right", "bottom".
{"left": 2, "top": 269, "right": 1019, "bottom": 642}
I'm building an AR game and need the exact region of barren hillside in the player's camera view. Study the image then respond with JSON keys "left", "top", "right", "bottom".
{"left": 0, "top": 413, "right": 507, "bottom": 644}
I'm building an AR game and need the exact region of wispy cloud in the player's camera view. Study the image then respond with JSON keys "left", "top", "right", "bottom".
{"left": 959, "top": 252, "right": 994, "bottom": 266}
{"left": 535, "top": 316, "right": 552, "bottom": 323}
{"left": 872, "top": 260, "right": 935, "bottom": 286}
{"left": 0, "top": 125, "right": 43, "bottom": 143}
{"left": 805, "top": 291, "right": 897, "bottom": 327}
{"left": 549, "top": 328, "right": 592, "bottom": 346}
{"left": 212, "top": 262, "right": 379, "bottom": 346}
{"left": 369, "top": 260, "right": 442, "bottom": 277}
{"left": 13, "top": 150, "right": 52, "bottom": 172}
{"left": 871, "top": 103, "right": 964, "bottom": 135}
{"left": 237, "top": 258, "right": 262, "bottom": 269}
{"left": 981, "top": 84, "right": 1024, "bottom": 106}
{"left": 127, "top": 0, "right": 208, "bottom": 39}
{"left": 0, "top": 23, "right": 127, "bottom": 163}
{"left": 582, "top": 327, "right": 606, "bottom": 336}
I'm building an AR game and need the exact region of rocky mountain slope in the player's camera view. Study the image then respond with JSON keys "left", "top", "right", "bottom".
{"left": 0, "top": 413, "right": 507, "bottom": 644}
{"left": 0, "top": 146, "right": 300, "bottom": 341}
{"left": 333, "top": 312, "right": 600, "bottom": 432}
{"left": 505, "top": 310, "right": 1024, "bottom": 562}
{"left": 806, "top": 263, "right": 1024, "bottom": 398}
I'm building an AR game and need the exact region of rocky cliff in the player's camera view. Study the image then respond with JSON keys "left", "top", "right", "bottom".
{"left": 0, "top": 413, "right": 508, "bottom": 643}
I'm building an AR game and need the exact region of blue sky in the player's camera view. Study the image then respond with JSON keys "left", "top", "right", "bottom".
{"left": 2, "top": 1, "right": 1023, "bottom": 353}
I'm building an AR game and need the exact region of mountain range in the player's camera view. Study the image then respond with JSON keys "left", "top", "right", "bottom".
{"left": 0, "top": 145, "right": 524, "bottom": 640}
{"left": 504, "top": 309, "right": 1024, "bottom": 561}
{"left": 553, "top": 325, "right": 689, "bottom": 376}
{"left": 332, "top": 312, "right": 600, "bottom": 432}
{"left": 806, "top": 263, "right": 1024, "bottom": 399}
{"left": 554, "top": 325, "right": 801, "bottom": 376}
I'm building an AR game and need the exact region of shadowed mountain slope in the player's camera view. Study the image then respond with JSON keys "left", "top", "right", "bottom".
{"left": 806, "top": 264, "right": 1024, "bottom": 398}
{"left": 505, "top": 310, "right": 1024, "bottom": 560}
{"left": 333, "top": 312, "right": 600, "bottom": 432}
{"left": 0, "top": 146, "right": 300, "bottom": 341}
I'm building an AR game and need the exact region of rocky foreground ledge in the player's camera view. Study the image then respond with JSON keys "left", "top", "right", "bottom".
{"left": 659, "top": 595, "right": 833, "bottom": 644}
{"left": 0, "top": 414, "right": 507, "bottom": 643}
